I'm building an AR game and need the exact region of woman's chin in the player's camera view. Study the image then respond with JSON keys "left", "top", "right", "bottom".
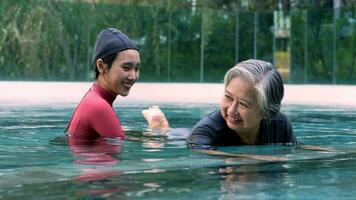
{"left": 227, "top": 122, "right": 243, "bottom": 133}
{"left": 119, "top": 92, "right": 129, "bottom": 97}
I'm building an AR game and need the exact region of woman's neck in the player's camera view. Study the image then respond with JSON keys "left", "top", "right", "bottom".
{"left": 96, "top": 78, "right": 118, "bottom": 96}
{"left": 237, "top": 127, "right": 260, "bottom": 145}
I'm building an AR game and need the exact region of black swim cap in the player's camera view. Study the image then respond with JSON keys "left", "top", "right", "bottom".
{"left": 92, "top": 28, "right": 139, "bottom": 65}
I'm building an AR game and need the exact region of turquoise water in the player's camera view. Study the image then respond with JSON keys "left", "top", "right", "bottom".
{"left": 0, "top": 103, "right": 355, "bottom": 199}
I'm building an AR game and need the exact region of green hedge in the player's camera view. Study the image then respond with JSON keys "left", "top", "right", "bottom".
{"left": 0, "top": 0, "right": 355, "bottom": 84}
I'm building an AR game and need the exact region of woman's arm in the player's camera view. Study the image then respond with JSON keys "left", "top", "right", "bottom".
{"left": 195, "top": 149, "right": 287, "bottom": 162}
{"left": 297, "top": 145, "right": 336, "bottom": 152}
{"left": 142, "top": 106, "right": 170, "bottom": 130}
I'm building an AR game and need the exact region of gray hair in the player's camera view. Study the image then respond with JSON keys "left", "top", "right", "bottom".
{"left": 223, "top": 59, "right": 284, "bottom": 119}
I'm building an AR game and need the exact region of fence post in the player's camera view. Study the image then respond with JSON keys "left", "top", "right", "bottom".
{"left": 253, "top": 11, "right": 258, "bottom": 59}
{"left": 168, "top": 7, "right": 172, "bottom": 82}
{"left": 235, "top": 9, "right": 239, "bottom": 63}
{"left": 304, "top": 9, "right": 308, "bottom": 84}
{"left": 200, "top": 7, "right": 205, "bottom": 83}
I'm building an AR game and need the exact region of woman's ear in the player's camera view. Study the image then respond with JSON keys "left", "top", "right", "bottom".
{"left": 263, "top": 113, "right": 270, "bottom": 120}
{"left": 261, "top": 110, "right": 269, "bottom": 119}
{"left": 96, "top": 59, "right": 106, "bottom": 74}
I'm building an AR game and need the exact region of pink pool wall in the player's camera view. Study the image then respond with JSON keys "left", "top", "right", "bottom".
{"left": 1, "top": 81, "right": 355, "bottom": 108}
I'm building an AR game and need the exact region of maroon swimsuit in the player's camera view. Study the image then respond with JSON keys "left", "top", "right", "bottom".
{"left": 67, "top": 83, "right": 125, "bottom": 140}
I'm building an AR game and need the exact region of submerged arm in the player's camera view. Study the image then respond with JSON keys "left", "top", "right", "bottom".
{"left": 297, "top": 145, "right": 337, "bottom": 152}
{"left": 297, "top": 145, "right": 356, "bottom": 154}
{"left": 195, "top": 149, "right": 288, "bottom": 162}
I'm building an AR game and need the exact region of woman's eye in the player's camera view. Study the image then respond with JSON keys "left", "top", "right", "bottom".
{"left": 239, "top": 101, "right": 248, "bottom": 108}
{"left": 225, "top": 95, "right": 232, "bottom": 100}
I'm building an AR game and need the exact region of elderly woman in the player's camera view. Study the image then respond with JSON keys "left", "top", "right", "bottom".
{"left": 143, "top": 59, "right": 298, "bottom": 151}
{"left": 187, "top": 59, "right": 297, "bottom": 149}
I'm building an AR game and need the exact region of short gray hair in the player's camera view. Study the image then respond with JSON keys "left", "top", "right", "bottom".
{"left": 223, "top": 59, "right": 284, "bottom": 119}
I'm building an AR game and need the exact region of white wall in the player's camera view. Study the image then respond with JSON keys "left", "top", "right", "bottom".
{"left": 1, "top": 81, "right": 355, "bottom": 108}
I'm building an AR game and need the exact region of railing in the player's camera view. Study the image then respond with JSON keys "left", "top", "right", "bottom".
{"left": 0, "top": 1, "right": 354, "bottom": 84}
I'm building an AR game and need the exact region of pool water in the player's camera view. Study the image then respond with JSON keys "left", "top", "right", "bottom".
{"left": 0, "top": 103, "right": 355, "bottom": 199}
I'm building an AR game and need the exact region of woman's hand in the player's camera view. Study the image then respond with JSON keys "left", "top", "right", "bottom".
{"left": 142, "top": 106, "right": 170, "bottom": 130}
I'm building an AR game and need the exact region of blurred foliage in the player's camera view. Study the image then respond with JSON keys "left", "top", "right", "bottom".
{"left": 0, "top": 0, "right": 355, "bottom": 83}
{"left": 291, "top": 7, "right": 355, "bottom": 84}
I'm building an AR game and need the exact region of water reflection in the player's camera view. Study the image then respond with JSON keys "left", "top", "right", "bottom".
{"left": 1, "top": 104, "right": 356, "bottom": 199}
{"left": 127, "top": 130, "right": 168, "bottom": 149}
{"left": 69, "top": 137, "right": 123, "bottom": 181}
{"left": 218, "top": 159, "right": 289, "bottom": 199}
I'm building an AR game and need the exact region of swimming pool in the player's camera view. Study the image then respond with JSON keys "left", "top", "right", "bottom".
{"left": 0, "top": 102, "right": 355, "bottom": 199}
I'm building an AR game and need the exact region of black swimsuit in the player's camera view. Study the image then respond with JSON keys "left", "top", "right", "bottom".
{"left": 187, "top": 110, "right": 298, "bottom": 149}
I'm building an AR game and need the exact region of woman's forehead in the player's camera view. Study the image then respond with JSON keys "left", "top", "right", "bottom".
{"left": 226, "top": 77, "right": 256, "bottom": 96}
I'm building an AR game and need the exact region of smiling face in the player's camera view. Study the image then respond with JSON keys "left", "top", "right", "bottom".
{"left": 97, "top": 49, "right": 140, "bottom": 96}
{"left": 220, "top": 77, "right": 264, "bottom": 141}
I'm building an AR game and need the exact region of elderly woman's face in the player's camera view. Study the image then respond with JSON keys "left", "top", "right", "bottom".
{"left": 220, "top": 77, "right": 264, "bottom": 136}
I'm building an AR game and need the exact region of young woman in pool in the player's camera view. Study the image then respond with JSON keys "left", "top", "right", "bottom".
{"left": 65, "top": 28, "right": 140, "bottom": 140}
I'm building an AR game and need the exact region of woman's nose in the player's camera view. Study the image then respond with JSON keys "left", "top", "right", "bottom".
{"left": 228, "top": 101, "right": 238, "bottom": 113}
{"left": 128, "top": 70, "right": 137, "bottom": 80}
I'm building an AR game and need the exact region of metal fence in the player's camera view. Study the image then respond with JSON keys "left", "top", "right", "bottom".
{"left": 0, "top": 1, "right": 354, "bottom": 84}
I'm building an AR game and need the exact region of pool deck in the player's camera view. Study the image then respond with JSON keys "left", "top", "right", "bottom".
{"left": 1, "top": 81, "right": 355, "bottom": 108}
